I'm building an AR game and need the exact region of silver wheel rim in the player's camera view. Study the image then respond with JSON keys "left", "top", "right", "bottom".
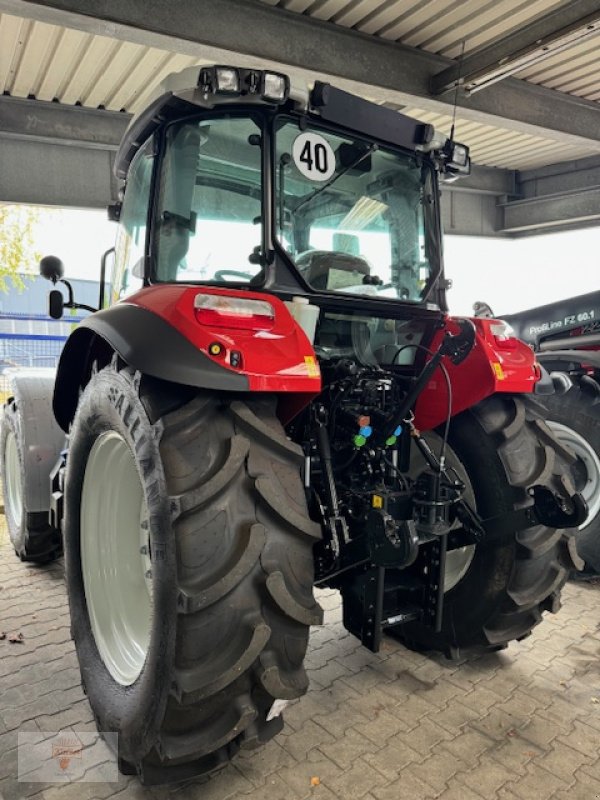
{"left": 444, "top": 544, "right": 476, "bottom": 593}
{"left": 4, "top": 430, "right": 23, "bottom": 529}
{"left": 410, "top": 435, "right": 476, "bottom": 593}
{"left": 80, "top": 432, "right": 152, "bottom": 686}
{"left": 547, "top": 420, "right": 600, "bottom": 529}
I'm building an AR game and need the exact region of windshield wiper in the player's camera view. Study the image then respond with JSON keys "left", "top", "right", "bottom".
{"left": 292, "top": 144, "right": 377, "bottom": 214}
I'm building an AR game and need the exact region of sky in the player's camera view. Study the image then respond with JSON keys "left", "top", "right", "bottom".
{"left": 15, "top": 207, "right": 116, "bottom": 284}
{"left": 6, "top": 206, "right": 600, "bottom": 317}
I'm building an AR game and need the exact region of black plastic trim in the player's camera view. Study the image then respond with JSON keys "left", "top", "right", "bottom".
{"left": 116, "top": 92, "right": 185, "bottom": 179}
{"left": 533, "top": 364, "right": 555, "bottom": 395}
{"left": 311, "top": 83, "right": 434, "bottom": 153}
{"left": 537, "top": 349, "right": 600, "bottom": 371}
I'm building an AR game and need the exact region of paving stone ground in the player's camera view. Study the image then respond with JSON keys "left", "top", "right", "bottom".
{"left": 1, "top": 516, "right": 599, "bottom": 800}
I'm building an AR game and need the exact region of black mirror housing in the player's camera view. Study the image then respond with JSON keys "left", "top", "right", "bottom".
{"left": 40, "top": 255, "right": 65, "bottom": 283}
{"left": 49, "top": 289, "right": 64, "bottom": 319}
{"left": 107, "top": 202, "right": 122, "bottom": 222}
{"left": 442, "top": 140, "right": 471, "bottom": 176}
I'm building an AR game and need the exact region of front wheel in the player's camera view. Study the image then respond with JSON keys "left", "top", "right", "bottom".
{"left": 0, "top": 399, "right": 61, "bottom": 563}
{"left": 394, "top": 394, "right": 580, "bottom": 657}
{"left": 64, "top": 363, "right": 322, "bottom": 785}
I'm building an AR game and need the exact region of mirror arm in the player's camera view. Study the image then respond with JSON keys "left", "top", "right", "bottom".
{"left": 69, "top": 302, "right": 99, "bottom": 314}
{"left": 60, "top": 278, "right": 75, "bottom": 307}
{"left": 59, "top": 279, "right": 98, "bottom": 314}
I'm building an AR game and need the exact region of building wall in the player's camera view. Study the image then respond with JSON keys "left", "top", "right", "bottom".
{"left": 1, "top": 275, "right": 100, "bottom": 316}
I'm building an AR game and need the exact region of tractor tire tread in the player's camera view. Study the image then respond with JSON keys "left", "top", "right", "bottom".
{"left": 393, "top": 394, "right": 577, "bottom": 656}
{"left": 94, "top": 379, "right": 322, "bottom": 784}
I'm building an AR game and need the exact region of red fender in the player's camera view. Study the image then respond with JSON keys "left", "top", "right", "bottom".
{"left": 127, "top": 285, "right": 322, "bottom": 421}
{"left": 414, "top": 316, "right": 540, "bottom": 431}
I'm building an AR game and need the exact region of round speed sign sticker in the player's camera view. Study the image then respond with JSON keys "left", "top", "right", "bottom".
{"left": 292, "top": 132, "right": 336, "bottom": 182}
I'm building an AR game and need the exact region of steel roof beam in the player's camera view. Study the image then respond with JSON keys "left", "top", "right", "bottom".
{"left": 0, "top": 91, "right": 514, "bottom": 188}
{"left": 2, "top": 0, "right": 600, "bottom": 147}
{"left": 0, "top": 95, "right": 129, "bottom": 149}
{"left": 0, "top": 94, "right": 515, "bottom": 193}
{"left": 501, "top": 187, "right": 600, "bottom": 233}
{"left": 431, "top": 0, "right": 600, "bottom": 97}
{"left": 0, "top": 93, "right": 513, "bottom": 228}
{"left": 0, "top": 138, "right": 118, "bottom": 205}
{"left": 445, "top": 165, "right": 517, "bottom": 197}
{"left": 499, "top": 154, "right": 600, "bottom": 234}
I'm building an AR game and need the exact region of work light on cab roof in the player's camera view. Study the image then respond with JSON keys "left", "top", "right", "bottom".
{"left": 198, "top": 65, "right": 290, "bottom": 102}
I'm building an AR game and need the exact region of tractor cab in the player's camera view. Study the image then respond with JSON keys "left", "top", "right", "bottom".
{"left": 109, "top": 65, "right": 469, "bottom": 369}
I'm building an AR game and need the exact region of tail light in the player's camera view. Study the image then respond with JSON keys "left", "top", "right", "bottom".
{"left": 489, "top": 321, "right": 518, "bottom": 350}
{"left": 194, "top": 294, "right": 275, "bottom": 330}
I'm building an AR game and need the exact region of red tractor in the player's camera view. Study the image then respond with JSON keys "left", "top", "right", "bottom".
{"left": 1, "top": 66, "right": 585, "bottom": 784}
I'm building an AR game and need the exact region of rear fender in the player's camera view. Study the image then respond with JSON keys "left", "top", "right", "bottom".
{"left": 4, "top": 371, "right": 66, "bottom": 513}
{"left": 53, "top": 288, "right": 322, "bottom": 432}
{"left": 414, "top": 316, "right": 539, "bottom": 430}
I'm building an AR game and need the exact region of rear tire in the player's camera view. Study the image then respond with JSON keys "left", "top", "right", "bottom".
{"left": 64, "top": 363, "right": 322, "bottom": 785}
{"left": 393, "top": 394, "right": 580, "bottom": 657}
{"left": 536, "top": 382, "right": 600, "bottom": 574}
{"left": 0, "top": 398, "right": 61, "bottom": 563}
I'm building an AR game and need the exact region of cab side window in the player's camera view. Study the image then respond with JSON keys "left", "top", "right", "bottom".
{"left": 154, "top": 116, "right": 263, "bottom": 284}
{"left": 112, "top": 138, "right": 154, "bottom": 302}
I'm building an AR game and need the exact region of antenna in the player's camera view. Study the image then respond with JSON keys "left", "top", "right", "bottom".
{"left": 450, "top": 40, "right": 466, "bottom": 141}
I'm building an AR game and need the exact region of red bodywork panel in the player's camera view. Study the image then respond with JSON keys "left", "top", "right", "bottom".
{"left": 124, "top": 289, "right": 538, "bottom": 430}
{"left": 414, "top": 316, "right": 539, "bottom": 431}
{"left": 126, "top": 285, "right": 322, "bottom": 408}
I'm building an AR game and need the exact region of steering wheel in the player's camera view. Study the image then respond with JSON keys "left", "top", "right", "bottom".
{"left": 214, "top": 269, "right": 253, "bottom": 282}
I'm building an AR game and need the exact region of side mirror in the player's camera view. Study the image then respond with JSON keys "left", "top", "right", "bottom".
{"left": 40, "top": 255, "right": 64, "bottom": 284}
{"left": 441, "top": 139, "right": 471, "bottom": 176}
{"left": 40, "top": 253, "right": 99, "bottom": 316}
{"left": 107, "top": 202, "right": 121, "bottom": 222}
{"left": 49, "top": 289, "right": 64, "bottom": 319}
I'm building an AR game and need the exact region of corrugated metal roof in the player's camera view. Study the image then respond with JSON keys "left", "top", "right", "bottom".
{"left": 268, "top": 0, "right": 572, "bottom": 58}
{"left": 518, "top": 34, "right": 600, "bottom": 100}
{"left": 264, "top": 0, "right": 600, "bottom": 113}
{"left": 0, "top": 13, "right": 203, "bottom": 113}
{"left": 2, "top": 1, "right": 600, "bottom": 171}
{"left": 400, "top": 105, "right": 596, "bottom": 170}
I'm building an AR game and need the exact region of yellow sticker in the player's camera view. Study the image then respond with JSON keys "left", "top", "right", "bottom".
{"left": 492, "top": 362, "right": 505, "bottom": 380}
{"left": 372, "top": 495, "right": 383, "bottom": 509}
{"left": 304, "top": 356, "right": 320, "bottom": 378}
